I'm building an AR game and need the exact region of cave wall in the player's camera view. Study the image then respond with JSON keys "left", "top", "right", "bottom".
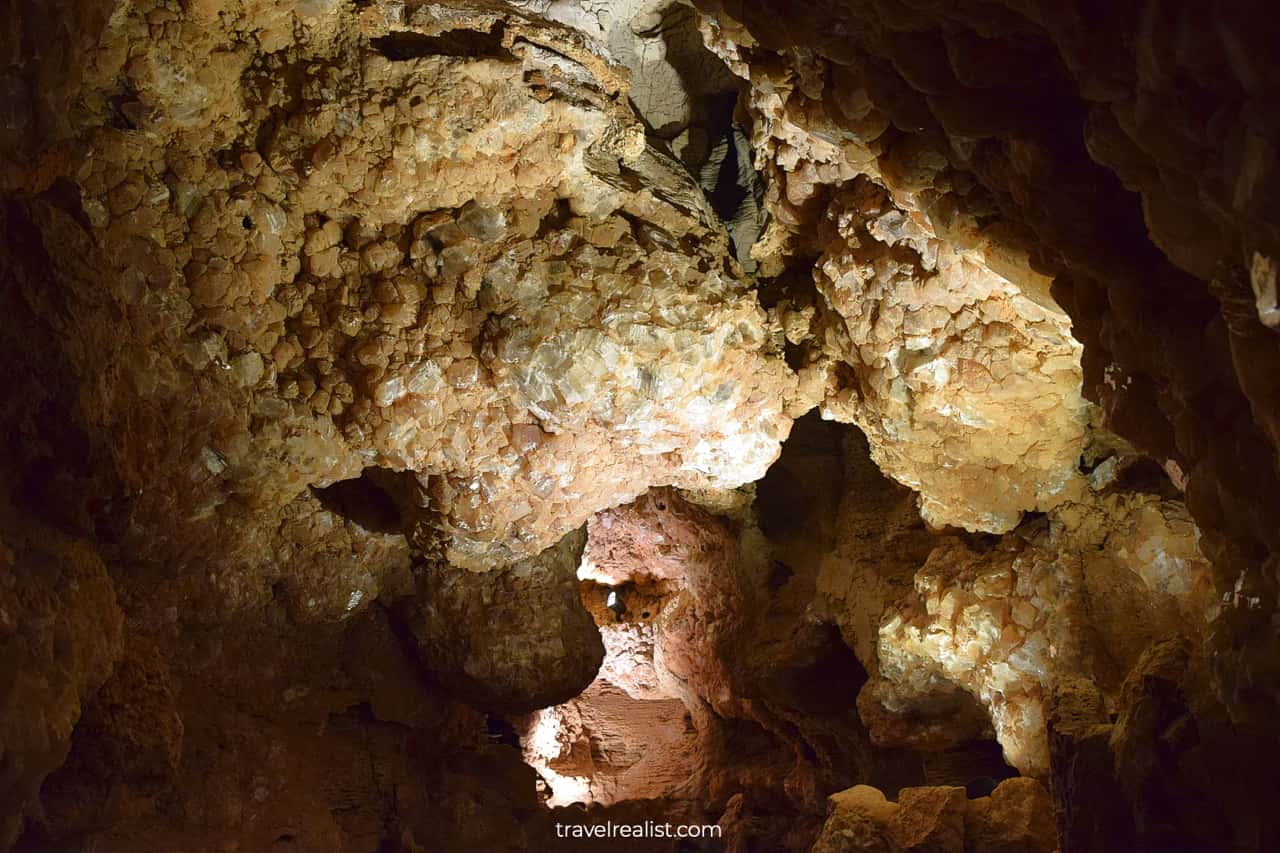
{"left": 689, "top": 0, "right": 1280, "bottom": 734}
{"left": 2, "top": 0, "right": 1279, "bottom": 851}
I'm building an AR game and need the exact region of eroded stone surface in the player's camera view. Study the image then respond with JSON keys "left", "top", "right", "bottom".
{"left": 0, "top": 533, "right": 123, "bottom": 849}
{"left": 689, "top": 0, "right": 1280, "bottom": 739}
{"left": 868, "top": 472, "right": 1213, "bottom": 777}
{"left": 4, "top": 0, "right": 1280, "bottom": 850}
{"left": 811, "top": 180, "right": 1087, "bottom": 532}
{"left": 812, "top": 779, "right": 1055, "bottom": 853}
{"left": 3, "top": 0, "right": 802, "bottom": 624}
{"left": 696, "top": 18, "right": 1090, "bottom": 534}
{"left": 525, "top": 483, "right": 908, "bottom": 849}
{"left": 404, "top": 527, "right": 604, "bottom": 713}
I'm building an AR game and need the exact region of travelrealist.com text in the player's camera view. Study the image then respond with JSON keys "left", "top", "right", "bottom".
{"left": 554, "top": 821, "right": 723, "bottom": 839}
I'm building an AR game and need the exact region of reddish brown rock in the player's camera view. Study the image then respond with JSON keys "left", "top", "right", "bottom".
{"left": 813, "top": 780, "right": 1054, "bottom": 853}
{"left": 404, "top": 527, "right": 605, "bottom": 714}
{"left": 0, "top": 533, "right": 123, "bottom": 849}
{"left": 2, "top": 1, "right": 1280, "bottom": 851}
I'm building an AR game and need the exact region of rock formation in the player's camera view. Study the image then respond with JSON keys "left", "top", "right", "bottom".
{"left": 2, "top": 0, "right": 1279, "bottom": 851}
{"left": 811, "top": 778, "right": 1056, "bottom": 853}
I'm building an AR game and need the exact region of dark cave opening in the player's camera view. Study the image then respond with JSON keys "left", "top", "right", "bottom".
{"left": 312, "top": 468, "right": 405, "bottom": 534}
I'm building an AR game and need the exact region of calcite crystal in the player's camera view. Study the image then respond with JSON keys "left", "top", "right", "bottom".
{"left": 689, "top": 0, "right": 1280, "bottom": 738}
{"left": 3, "top": 0, "right": 804, "bottom": 636}
{"left": 869, "top": 474, "right": 1213, "bottom": 777}
{"left": 693, "top": 15, "right": 1089, "bottom": 533}
{"left": 812, "top": 180, "right": 1087, "bottom": 532}
{"left": 5, "top": 0, "right": 1280, "bottom": 850}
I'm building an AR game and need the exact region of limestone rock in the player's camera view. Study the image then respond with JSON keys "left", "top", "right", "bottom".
{"left": 517, "top": 0, "right": 741, "bottom": 174}
{"left": 521, "top": 678, "right": 700, "bottom": 807}
{"left": 695, "top": 16, "right": 1092, "bottom": 532}
{"left": 868, "top": 475, "right": 1213, "bottom": 776}
{"left": 4, "top": 0, "right": 1280, "bottom": 851}
{"left": 37, "top": 640, "right": 184, "bottom": 837}
{"left": 0, "top": 0, "right": 802, "bottom": 641}
{"left": 813, "top": 780, "right": 1054, "bottom": 853}
{"left": 689, "top": 0, "right": 1280, "bottom": 738}
{"left": 812, "top": 786, "right": 898, "bottom": 853}
{"left": 964, "top": 778, "right": 1058, "bottom": 853}
{"left": 0, "top": 534, "right": 123, "bottom": 848}
{"left": 404, "top": 527, "right": 603, "bottom": 713}
{"left": 811, "top": 179, "right": 1087, "bottom": 533}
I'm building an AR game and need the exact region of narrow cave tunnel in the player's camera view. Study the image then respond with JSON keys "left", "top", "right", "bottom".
{"left": 2, "top": 1, "right": 1280, "bottom": 852}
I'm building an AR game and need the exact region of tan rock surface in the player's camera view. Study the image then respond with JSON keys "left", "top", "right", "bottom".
{"left": 2, "top": 0, "right": 802, "bottom": 623}
{"left": 3, "top": 0, "right": 1280, "bottom": 851}
{"left": 689, "top": 0, "right": 1280, "bottom": 737}
{"left": 813, "top": 779, "right": 1055, "bottom": 853}
{"left": 696, "top": 20, "right": 1090, "bottom": 534}
{"left": 811, "top": 180, "right": 1087, "bottom": 532}
{"left": 868, "top": 473, "right": 1213, "bottom": 776}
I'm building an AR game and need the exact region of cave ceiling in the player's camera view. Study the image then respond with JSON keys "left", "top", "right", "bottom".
{"left": 2, "top": 0, "right": 1279, "bottom": 851}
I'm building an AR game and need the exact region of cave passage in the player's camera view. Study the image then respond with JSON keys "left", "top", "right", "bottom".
{"left": 3, "top": 0, "right": 1279, "bottom": 851}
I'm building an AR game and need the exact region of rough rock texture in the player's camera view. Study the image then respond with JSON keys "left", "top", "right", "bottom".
{"left": 4, "top": 0, "right": 1280, "bottom": 850}
{"left": 3, "top": 0, "right": 802, "bottom": 608}
{"left": 514, "top": 0, "right": 741, "bottom": 172}
{"left": 689, "top": 0, "right": 1280, "bottom": 739}
{"left": 868, "top": 470, "right": 1213, "bottom": 777}
{"left": 691, "top": 20, "right": 1093, "bottom": 534}
{"left": 522, "top": 676, "right": 700, "bottom": 806}
{"left": 0, "top": 534, "right": 123, "bottom": 849}
{"left": 1045, "top": 638, "right": 1280, "bottom": 853}
{"left": 403, "top": 526, "right": 604, "bottom": 713}
{"left": 37, "top": 639, "right": 184, "bottom": 839}
{"left": 525, "top": 473, "right": 939, "bottom": 851}
{"left": 812, "top": 778, "right": 1055, "bottom": 853}
{"left": 21, "top": 599, "right": 575, "bottom": 853}
{"left": 0, "top": 0, "right": 806, "bottom": 844}
{"left": 528, "top": 487, "right": 857, "bottom": 843}
{"left": 0, "top": 230, "right": 128, "bottom": 848}
{"left": 812, "top": 179, "right": 1087, "bottom": 532}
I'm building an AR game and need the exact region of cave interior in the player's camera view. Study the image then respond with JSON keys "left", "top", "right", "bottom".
{"left": 2, "top": 0, "right": 1280, "bottom": 851}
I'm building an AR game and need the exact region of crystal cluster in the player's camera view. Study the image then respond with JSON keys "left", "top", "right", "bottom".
{"left": 695, "top": 17, "right": 1088, "bottom": 534}
{"left": 813, "top": 181, "right": 1087, "bottom": 532}
{"left": 871, "top": 482, "right": 1213, "bottom": 777}
{"left": 25, "top": 0, "right": 800, "bottom": 619}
